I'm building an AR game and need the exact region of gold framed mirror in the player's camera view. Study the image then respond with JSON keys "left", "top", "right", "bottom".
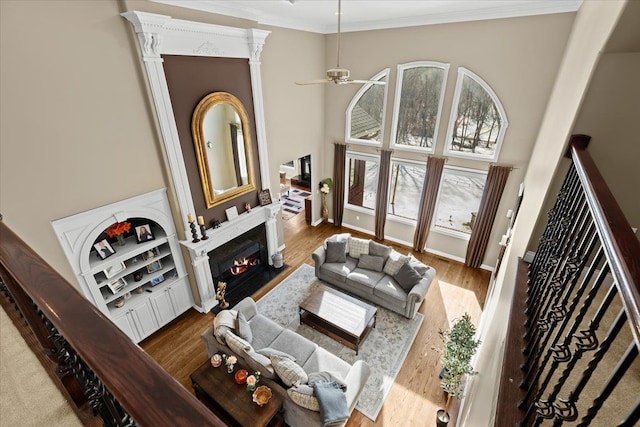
{"left": 192, "top": 92, "right": 256, "bottom": 208}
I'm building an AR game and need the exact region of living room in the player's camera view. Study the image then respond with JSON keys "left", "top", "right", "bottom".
{"left": 1, "top": 0, "right": 639, "bottom": 426}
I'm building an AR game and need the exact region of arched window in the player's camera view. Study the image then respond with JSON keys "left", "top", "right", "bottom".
{"left": 390, "top": 61, "right": 450, "bottom": 153}
{"left": 444, "top": 67, "right": 508, "bottom": 161}
{"left": 345, "top": 69, "right": 389, "bottom": 145}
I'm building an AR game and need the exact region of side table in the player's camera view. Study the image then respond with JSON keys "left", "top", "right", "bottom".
{"left": 190, "top": 358, "right": 284, "bottom": 427}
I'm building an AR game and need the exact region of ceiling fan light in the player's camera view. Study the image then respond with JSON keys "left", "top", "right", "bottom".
{"left": 326, "top": 68, "right": 350, "bottom": 80}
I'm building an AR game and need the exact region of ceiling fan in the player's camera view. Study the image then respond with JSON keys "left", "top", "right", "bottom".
{"left": 295, "top": 0, "right": 386, "bottom": 86}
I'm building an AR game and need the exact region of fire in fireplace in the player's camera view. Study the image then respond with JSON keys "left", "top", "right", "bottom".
{"left": 230, "top": 255, "right": 260, "bottom": 276}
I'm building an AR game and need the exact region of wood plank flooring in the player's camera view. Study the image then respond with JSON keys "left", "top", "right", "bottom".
{"left": 141, "top": 210, "right": 491, "bottom": 426}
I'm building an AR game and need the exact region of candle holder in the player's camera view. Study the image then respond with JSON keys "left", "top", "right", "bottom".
{"left": 200, "top": 224, "right": 208, "bottom": 240}
{"left": 189, "top": 221, "right": 200, "bottom": 243}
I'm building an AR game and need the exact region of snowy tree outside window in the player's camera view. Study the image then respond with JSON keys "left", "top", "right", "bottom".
{"left": 387, "top": 159, "right": 426, "bottom": 221}
{"left": 390, "top": 62, "right": 450, "bottom": 153}
{"left": 346, "top": 69, "right": 389, "bottom": 145}
{"left": 444, "top": 68, "right": 508, "bottom": 162}
{"left": 432, "top": 166, "right": 487, "bottom": 238}
{"left": 346, "top": 153, "right": 379, "bottom": 210}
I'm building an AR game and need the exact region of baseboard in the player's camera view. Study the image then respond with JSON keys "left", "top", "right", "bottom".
{"left": 425, "top": 247, "right": 494, "bottom": 272}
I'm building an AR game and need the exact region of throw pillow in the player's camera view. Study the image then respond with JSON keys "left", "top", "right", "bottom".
{"left": 235, "top": 312, "right": 253, "bottom": 343}
{"left": 270, "top": 355, "right": 308, "bottom": 387}
{"left": 225, "top": 330, "right": 253, "bottom": 355}
{"left": 323, "top": 233, "right": 351, "bottom": 253}
{"left": 408, "top": 254, "right": 431, "bottom": 276}
{"left": 257, "top": 347, "right": 296, "bottom": 362}
{"left": 313, "top": 382, "right": 349, "bottom": 427}
{"left": 369, "top": 240, "right": 391, "bottom": 260}
{"left": 348, "top": 237, "right": 370, "bottom": 259}
{"left": 357, "top": 254, "right": 385, "bottom": 272}
{"left": 244, "top": 349, "right": 276, "bottom": 379}
{"left": 325, "top": 240, "right": 347, "bottom": 263}
{"left": 383, "top": 250, "right": 410, "bottom": 276}
{"left": 308, "top": 371, "right": 347, "bottom": 391}
{"left": 213, "top": 309, "right": 237, "bottom": 345}
{"left": 287, "top": 385, "right": 320, "bottom": 412}
{"left": 393, "top": 262, "right": 423, "bottom": 292}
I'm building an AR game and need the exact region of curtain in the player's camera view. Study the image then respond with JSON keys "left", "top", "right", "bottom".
{"left": 413, "top": 156, "right": 445, "bottom": 252}
{"left": 333, "top": 143, "right": 347, "bottom": 227}
{"left": 465, "top": 165, "right": 512, "bottom": 268}
{"left": 374, "top": 150, "right": 392, "bottom": 240}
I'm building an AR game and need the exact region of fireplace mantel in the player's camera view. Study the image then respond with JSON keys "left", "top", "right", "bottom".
{"left": 180, "top": 204, "right": 280, "bottom": 312}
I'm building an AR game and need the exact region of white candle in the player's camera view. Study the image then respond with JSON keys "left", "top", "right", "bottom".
{"left": 187, "top": 213, "right": 194, "bottom": 223}
{"left": 197, "top": 216, "right": 204, "bottom": 225}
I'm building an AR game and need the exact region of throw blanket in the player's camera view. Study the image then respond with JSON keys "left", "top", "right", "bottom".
{"left": 312, "top": 382, "right": 349, "bottom": 427}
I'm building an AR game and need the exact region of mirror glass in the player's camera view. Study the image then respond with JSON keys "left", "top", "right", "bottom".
{"left": 192, "top": 92, "right": 255, "bottom": 208}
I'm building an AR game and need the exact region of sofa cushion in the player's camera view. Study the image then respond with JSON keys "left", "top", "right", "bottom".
{"left": 326, "top": 240, "right": 347, "bottom": 263}
{"left": 271, "top": 355, "right": 308, "bottom": 387}
{"left": 394, "top": 262, "right": 423, "bottom": 292}
{"left": 320, "top": 257, "right": 358, "bottom": 284}
{"left": 248, "top": 314, "right": 284, "bottom": 350}
{"left": 270, "top": 329, "right": 317, "bottom": 366}
{"left": 257, "top": 347, "right": 296, "bottom": 362}
{"left": 287, "top": 385, "right": 320, "bottom": 411}
{"left": 323, "top": 233, "right": 351, "bottom": 253}
{"left": 347, "top": 237, "right": 370, "bottom": 259}
{"left": 383, "top": 250, "right": 410, "bottom": 276}
{"left": 408, "top": 254, "right": 431, "bottom": 276}
{"left": 369, "top": 241, "right": 391, "bottom": 260}
{"left": 357, "top": 254, "right": 385, "bottom": 272}
{"left": 346, "top": 268, "right": 386, "bottom": 294}
{"left": 373, "top": 276, "right": 409, "bottom": 307}
{"left": 302, "top": 348, "right": 351, "bottom": 378}
{"left": 236, "top": 312, "right": 253, "bottom": 343}
{"left": 244, "top": 348, "right": 277, "bottom": 379}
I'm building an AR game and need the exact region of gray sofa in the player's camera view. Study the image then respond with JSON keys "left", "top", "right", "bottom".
{"left": 312, "top": 234, "right": 436, "bottom": 319}
{"left": 201, "top": 297, "right": 371, "bottom": 427}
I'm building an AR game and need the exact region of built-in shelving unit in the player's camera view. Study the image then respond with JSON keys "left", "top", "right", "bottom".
{"left": 52, "top": 189, "right": 194, "bottom": 343}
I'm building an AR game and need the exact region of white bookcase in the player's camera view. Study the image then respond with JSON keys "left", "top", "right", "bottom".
{"left": 52, "top": 189, "right": 194, "bottom": 343}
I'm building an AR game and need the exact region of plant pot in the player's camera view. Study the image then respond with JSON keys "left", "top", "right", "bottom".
{"left": 436, "top": 409, "right": 450, "bottom": 427}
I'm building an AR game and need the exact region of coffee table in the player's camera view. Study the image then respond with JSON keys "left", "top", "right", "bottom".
{"left": 299, "top": 283, "right": 377, "bottom": 355}
{"left": 190, "top": 359, "right": 284, "bottom": 427}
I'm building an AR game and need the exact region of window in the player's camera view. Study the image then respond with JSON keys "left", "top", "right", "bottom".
{"left": 444, "top": 68, "right": 508, "bottom": 161}
{"left": 387, "top": 159, "right": 426, "bottom": 221}
{"left": 432, "top": 166, "right": 487, "bottom": 239}
{"left": 390, "top": 62, "right": 450, "bottom": 153}
{"left": 346, "top": 152, "right": 380, "bottom": 211}
{"left": 345, "top": 69, "right": 389, "bottom": 145}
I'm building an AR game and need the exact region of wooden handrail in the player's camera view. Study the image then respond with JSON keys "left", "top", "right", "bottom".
{"left": 0, "top": 222, "right": 224, "bottom": 426}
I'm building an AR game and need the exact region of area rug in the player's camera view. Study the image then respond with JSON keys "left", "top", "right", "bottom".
{"left": 256, "top": 264, "right": 423, "bottom": 421}
{"left": 282, "top": 189, "right": 310, "bottom": 214}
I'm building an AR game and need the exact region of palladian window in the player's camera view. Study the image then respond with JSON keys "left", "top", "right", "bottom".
{"left": 345, "top": 69, "right": 389, "bottom": 145}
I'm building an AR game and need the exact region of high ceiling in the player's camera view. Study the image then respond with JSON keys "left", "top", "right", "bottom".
{"left": 150, "top": 0, "right": 583, "bottom": 34}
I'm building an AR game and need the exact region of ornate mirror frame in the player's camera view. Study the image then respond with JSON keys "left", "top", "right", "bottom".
{"left": 192, "top": 92, "right": 256, "bottom": 207}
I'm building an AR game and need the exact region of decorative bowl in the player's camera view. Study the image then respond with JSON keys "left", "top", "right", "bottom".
{"left": 252, "top": 385, "right": 272, "bottom": 406}
{"left": 234, "top": 369, "right": 248, "bottom": 384}
{"left": 210, "top": 354, "right": 222, "bottom": 368}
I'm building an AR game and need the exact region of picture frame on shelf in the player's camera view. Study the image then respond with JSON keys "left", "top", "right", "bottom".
{"left": 141, "top": 247, "right": 160, "bottom": 261}
{"left": 94, "top": 239, "right": 116, "bottom": 260}
{"left": 136, "top": 224, "right": 155, "bottom": 243}
{"left": 150, "top": 274, "right": 165, "bottom": 287}
{"left": 258, "top": 189, "right": 272, "bottom": 206}
{"left": 225, "top": 206, "right": 239, "bottom": 221}
{"left": 107, "top": 277, "right": 127, "bottom": 294}
{"left": 147, "top": 259, "right": 162, "bottom": 273}
{"left": 103, "top": 261, "right": 126, "bottom": 279}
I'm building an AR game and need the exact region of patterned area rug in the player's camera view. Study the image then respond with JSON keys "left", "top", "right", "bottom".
{"left": 256, "top": 264, "right": 423, "bottom": 421}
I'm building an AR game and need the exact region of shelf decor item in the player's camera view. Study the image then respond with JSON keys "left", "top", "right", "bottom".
{"left": 94, "top": 239, "right": 116, "bottom": 260}
{"left": 210, "top": 353, "right": 223, "bottom": 368}
{"left": 215, "top": 281, "right": 229, "bottom": 309}
{"left": 252, "top": 385, "right": 272, "bottom": 406}
{"left": 103, "top": 261, "right": 126, "bottom": 279}
{"left": 108, "top": 277, "right": 127, "bottom": 295}
{"left": 147, "top": 259, "right": 162, "bottom": 274}
{"left": 198, "top": 215, "right": 208, "bottom": 240}
{"left": 150, "top": 274, "right": 165, "bottom": 287}
{"left": 105, "top": 221, "right": 131, "bottom": 246}
{"left": 187, "top": 214, "right": 200, "bottom": 243}
{"left": 258, "top": 189, "right": 272, "bottom": 206}
{"left": 234, "top": 369, "right": 248, "bottom": 385}
{"left": 135, "top": 223, "right": 155, "bottom": 243}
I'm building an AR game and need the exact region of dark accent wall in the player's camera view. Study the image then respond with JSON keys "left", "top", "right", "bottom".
{"left": 163, "top": 55, "right": 261, "bottom": 227}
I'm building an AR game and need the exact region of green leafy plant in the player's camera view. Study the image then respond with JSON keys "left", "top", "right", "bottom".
{"left": 436, "top": 313, "right": 481, "bottom": 411}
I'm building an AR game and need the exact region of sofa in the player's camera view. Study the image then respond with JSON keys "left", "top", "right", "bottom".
{"left": 201, "top": 297, "right": 371, "bottom": 427}
{"left": 312, "top": 234, "right": 436, "bottom": 319}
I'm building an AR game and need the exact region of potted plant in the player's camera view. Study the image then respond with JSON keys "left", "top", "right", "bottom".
{"left": 435, "top": 313, "right": 481, "bottom": 426}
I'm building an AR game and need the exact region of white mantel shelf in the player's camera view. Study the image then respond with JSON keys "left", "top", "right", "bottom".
{"left": 180, "top": 204, "right": 280, "bottom": 313}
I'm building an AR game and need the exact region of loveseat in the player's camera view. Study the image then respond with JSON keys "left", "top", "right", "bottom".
{"left": 201, "top": 297, "right": 371, "bottom": 427}
{"left": 312, "top": 234, "right": 436, "bottom": 319}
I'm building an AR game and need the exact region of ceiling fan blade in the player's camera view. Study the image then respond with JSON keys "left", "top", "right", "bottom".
{"left": 295, "top": 79, "right": 332, "bottom": 85}
{"left": 349, "top": 79, "right": 387, "bottom": 85}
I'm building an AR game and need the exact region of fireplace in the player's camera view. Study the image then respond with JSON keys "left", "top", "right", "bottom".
{"left": 208, "top": 224, "right": 273, "bottom": 309}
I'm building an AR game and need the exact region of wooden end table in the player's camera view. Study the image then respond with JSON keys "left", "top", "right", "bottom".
{"left": 190, "top": 359, "right": 284, "bottom": 427}
{"left": 299, "top": 283, "right": 377, "bottom": 355}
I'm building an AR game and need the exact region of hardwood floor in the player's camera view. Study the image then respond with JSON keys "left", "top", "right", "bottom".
{"left": 141, "top": 210, "right": 491, "bottom": 426}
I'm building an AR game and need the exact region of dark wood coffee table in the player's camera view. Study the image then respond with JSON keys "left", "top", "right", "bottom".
{"left": 190, "top": 359, "right": 284, "bottom": 427}
{"left": 299, "top": 283, "right": 377, "bottom": 355}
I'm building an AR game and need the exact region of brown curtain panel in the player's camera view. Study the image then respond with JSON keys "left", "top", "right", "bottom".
{"left": 374, "top": 149, "right": 392, "bottom": 240}
{"left": 413, "top": 156, "right": 445, "bottom": 252}
{"left": 465, "top": 165, "right": 512, "bottom": 268}
{"left": 332, "top": 143, "right": 347, "bottom": 227}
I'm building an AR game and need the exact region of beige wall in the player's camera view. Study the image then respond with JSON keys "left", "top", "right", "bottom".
{"left": 322, "top": 13, "right": 575, "bottom": 266}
